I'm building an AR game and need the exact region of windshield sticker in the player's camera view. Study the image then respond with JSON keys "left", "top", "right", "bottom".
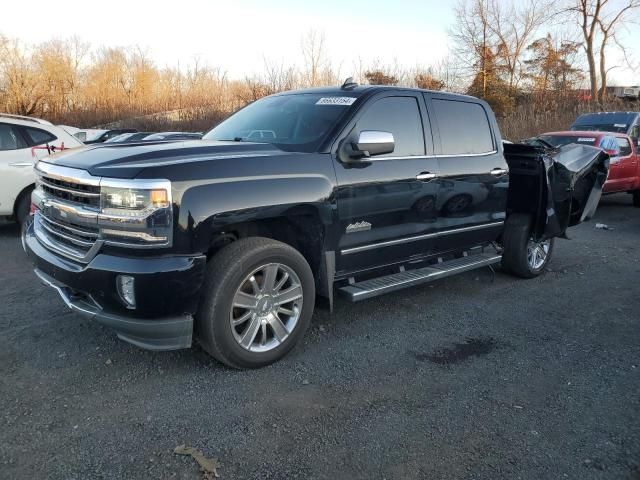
{"left": 614, "top": 124, "right": 627, "bottom": 128}
{"left": 578, "top": 137, "right": 596, "bottom": 142}
{"left": 316, "top": 97, "right": 357, "bottom": 106}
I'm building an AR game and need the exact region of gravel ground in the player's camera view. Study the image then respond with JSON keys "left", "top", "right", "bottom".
{"left": 1, "top": 194, "right": 639, "bottom": 480}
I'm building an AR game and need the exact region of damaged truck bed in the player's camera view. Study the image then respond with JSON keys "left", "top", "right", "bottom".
{"left": 505, "top": 142, "right": 609, "bottom": 241}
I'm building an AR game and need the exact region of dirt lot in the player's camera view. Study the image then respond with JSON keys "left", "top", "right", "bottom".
{"left": 1, "top": 194, "right": 639, "bottom": 480}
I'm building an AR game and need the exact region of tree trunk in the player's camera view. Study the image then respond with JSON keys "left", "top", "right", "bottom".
{"left": 597, "top": 37, "right": 607, "bottom": 103}
{"left": 585, "top": 43, "right": 598, "bottom": 103}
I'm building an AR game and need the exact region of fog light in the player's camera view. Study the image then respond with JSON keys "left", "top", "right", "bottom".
{"left": 116, "top": 275, "right": 136, "bottom": 309}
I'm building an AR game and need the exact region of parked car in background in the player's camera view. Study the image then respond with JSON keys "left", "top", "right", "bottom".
{"left": 0, "top": 114, "right": 84, "bottom": 224}
{"left": 536, "top": 131, "right": 640, "bottom": 205}
{"left": 74, "top": 129, "right": 137, "bottom": 144}
{"left": 74, "top": 129, "right": 106, "bottom": 143}
{"left": 142, "top": 132, "right": 203, "bottom": 141}
{"left": 570, "top": 112, "right": 640, "bottom": 146}
{"left": 58, "top": 125, "right": 81, "bottom": 137}
{"left": 104, "top": 132, "right": 155, "bottom": 144}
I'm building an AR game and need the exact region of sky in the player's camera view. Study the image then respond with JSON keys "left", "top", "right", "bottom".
{"left": 1, "top": 0, "right": 638, "bottom": 85}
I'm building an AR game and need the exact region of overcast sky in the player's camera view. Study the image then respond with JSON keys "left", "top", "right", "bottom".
{"left": 2, "top": 0, "right": 638, "bottom": 85}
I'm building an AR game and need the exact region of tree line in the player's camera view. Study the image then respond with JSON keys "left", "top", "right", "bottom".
{"left": 0, "top": 0, "right": 638, "bottom": 138}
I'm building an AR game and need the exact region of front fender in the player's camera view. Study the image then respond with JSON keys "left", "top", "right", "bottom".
{"left": 173, "top": 173, "right": 337, "bottom": 254}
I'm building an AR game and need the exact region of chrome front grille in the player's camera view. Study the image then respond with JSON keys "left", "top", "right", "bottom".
{"left": 33, "top": 163, "right": 103, "bottom": 263}
{"left": 39, "top": 175, "right": 100, "bottom": 208}
{"left": 34, "top": 211, "right": 101, "bottom": 262}
{"left": 39, "top": 213, "right": 98, "bottom": 248}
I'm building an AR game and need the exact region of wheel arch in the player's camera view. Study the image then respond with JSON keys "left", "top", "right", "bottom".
{"left": 202, "top": 206, "right": 334, "bottom": 302}
{"left": 13, "top": 183, "right": 35, "bottom": 218}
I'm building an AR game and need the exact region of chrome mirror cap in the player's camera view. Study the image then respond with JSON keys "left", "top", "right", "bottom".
{"left": 352, "top": 130, "right": 395, "bottom": 158}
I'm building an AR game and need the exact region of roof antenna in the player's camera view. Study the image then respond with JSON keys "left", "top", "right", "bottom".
{"left": 341, "top": 77, "right": 358, "bottom": 90}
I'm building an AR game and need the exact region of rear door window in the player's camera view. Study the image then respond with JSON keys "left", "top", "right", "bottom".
{"left": 599, "top": 136, "right": 619, "bottom": 154}
{"left": 23, "top": 127, "right": 57, "bottom": 146}
{"left": 356, "top": 96, "right": 425, "bottom": 157}
{"left": 431, "top": 99, "right": 494, "bottom": 155}
{"left": 0, "top": 123, "right": 28, "bottom": 150}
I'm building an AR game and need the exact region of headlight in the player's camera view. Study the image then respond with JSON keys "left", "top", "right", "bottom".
{"left": 98, "top": 179, "right": 173, "bottom": 247}
{"left": 102, "top": 186, "right": 170, "bottom": 213}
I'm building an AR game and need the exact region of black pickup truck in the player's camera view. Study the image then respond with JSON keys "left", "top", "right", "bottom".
{"left": 23, "top": 83, "right": 609, "bottom": 368}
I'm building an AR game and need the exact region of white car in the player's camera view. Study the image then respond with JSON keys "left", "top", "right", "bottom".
{"left": 0, "top": 114, "right": 84, "bottom": 224}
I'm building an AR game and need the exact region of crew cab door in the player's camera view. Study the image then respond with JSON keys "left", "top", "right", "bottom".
{"left": 425, "top": 95, "right": 508, "bottom": 251}
{"left": 332, "top": 93, "right": 441, "bottom": 274}
{"left": 614, "top": 136, "right": 638, "bottom": 189}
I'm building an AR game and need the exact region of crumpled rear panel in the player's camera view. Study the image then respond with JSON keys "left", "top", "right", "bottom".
{"left": 505, "top": 143, "right": 609, "bottom": 239}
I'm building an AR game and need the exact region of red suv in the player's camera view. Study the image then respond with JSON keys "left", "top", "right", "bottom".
{"left": 538, "top": 131, "right": 640, "bottom": 206}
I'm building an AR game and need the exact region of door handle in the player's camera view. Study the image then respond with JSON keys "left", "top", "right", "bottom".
{"left": 490, "top": 168, "right": 508, "bottom": 176}
{"left": 416, "top": 172, "right": 437, "bottom": 181}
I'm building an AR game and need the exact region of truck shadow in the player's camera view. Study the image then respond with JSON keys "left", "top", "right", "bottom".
{"left": 0, "top": 222, "right": 20, "bottom": 238}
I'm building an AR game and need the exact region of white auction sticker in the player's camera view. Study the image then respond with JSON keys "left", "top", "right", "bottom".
{"left": 577, "top": 137, "right": 596, "bottom": 142}
{"left": 316, "top": 97, "right": 357, "bottom": 106}
{"left": 614, "top": 124, "right": 627, "bottom": 128}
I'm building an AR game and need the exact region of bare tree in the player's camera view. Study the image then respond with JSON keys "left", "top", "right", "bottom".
{"left": 452, "top": 0, "right": 551, "bottom": 99}
{"left": 450, "top": 0, "right": 493, "bottom": 96}
{"left": 488, "top": 0, "right": 552, "bottom": 95}
{"left": 262, "top": 57, "right": 299, "bottom": 94}
{"left": 430, "top": 55, "right": 465, "bottom": 92}
{"left": 569, "top": 0, "right": 640, "bottom": 103}
{"left": 0, "top": 38, "right": 43, "bottom": 115}
{"left": 301, "top": 29, "right": 328, "bottom": 87}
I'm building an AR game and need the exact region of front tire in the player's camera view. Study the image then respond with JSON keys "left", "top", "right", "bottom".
{"left": 195, "top": 237, "right": 315, "bottom": 369}
{"left": 15, "top": 187, "right": 33, "bottom": 226}
{"left": 501, "top": 213, "right": 554, "bottom": 278}
{"left": 632, "top": 190, "right": 640, "bottom": 207}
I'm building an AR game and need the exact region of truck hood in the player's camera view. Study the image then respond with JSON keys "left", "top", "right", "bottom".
{"left": 39, "top": 140, "right": 288, "bottom": 178}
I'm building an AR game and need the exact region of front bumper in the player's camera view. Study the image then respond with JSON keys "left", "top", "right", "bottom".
{"left": 23, "top": 221, "right": 207, "bottom": 351}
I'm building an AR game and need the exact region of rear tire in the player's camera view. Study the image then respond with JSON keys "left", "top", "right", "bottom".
{"left": 195, "top": 237, "right": 315, "bottom": 369}
{"left": 632, "top": 190, "right": 640, "bottom": 207}
{"left": 501, "top": 213, "right": 554, "bottom": 278}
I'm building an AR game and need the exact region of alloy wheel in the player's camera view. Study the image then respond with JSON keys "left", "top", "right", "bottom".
{"left": 230, "top": 263, "right": 303, "bottom": 352}
{"left": 526, "top": 238, "right": 551, "bottom": 270}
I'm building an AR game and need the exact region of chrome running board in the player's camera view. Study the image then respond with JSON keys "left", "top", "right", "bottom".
{"left": 338, "top": 253, "right": 502, "bottom": 302}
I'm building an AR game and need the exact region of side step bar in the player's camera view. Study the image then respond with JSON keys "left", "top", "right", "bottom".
{"left": 338, "top": 253, "right": 502, "bottom": 302}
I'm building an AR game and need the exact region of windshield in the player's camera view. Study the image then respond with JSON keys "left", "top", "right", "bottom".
{"left": 203, "top": 93, "right": 357, "bottom": 152}
{"left": 570, "top": 124, "right": 628, "bottom": 133}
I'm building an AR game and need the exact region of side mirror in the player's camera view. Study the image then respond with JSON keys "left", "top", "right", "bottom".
{"left": 351, "top": 130, "right": 395, "bottom": 158}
